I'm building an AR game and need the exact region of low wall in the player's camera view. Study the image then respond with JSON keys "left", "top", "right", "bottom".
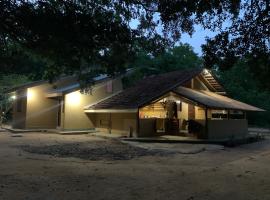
{"left": 94, "top": 113, "right": 137, "bottom": 137}
{"left": 138, "top": 118, "right": 156, "bottom": 137}
{"left": 207, "top": 119, "right": 248, "bottom": 140}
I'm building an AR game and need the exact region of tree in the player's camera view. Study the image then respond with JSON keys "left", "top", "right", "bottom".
{"left": 217, "top": 60, "right": 270, "bottom": 127}
{"left": 123, "top": 44, "right": 202, "bottom": 87}
{"left": 0, "top": 0, "right": 240, "bottom": 80}
{"left": 202, "top": 0, "right": 270, "bottom": 90}
{"left": 0, "top": 74, "right": 29, "bottom": 126}
{"left": 0, "top": 0, "right": 268, "bottom": 89}
{"left": 0, "top": 44, "right": 47, "bottom": 80}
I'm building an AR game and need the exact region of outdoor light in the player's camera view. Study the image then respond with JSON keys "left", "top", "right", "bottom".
{"left": 11, "top": 95, "right": 16, "bottom": 100}
{"left": 27, "top": 89, "right": 34, "bottom": 100}
{"left": 66, "top": 91, "right": 81, "bottom": 105}
{"left": 176, "top": 100, "right": 181, "bottom": 104}
{"left": 203, "top": 68, "right": 209, "bottom": 75}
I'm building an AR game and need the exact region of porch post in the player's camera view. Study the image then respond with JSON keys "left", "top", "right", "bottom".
{"left": 61, "top": 96, "right": 65, "bottom": 130}
{"left": 108, "top": 113, "right": 112, "bottom": 134}
{"left": 204, "top": 107, "right": 208, "bottom": 139}
{"left": 136, "top": 108, "right": 140, "bottom": 137}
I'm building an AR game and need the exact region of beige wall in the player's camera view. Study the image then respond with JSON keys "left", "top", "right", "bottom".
{"left": 193, "top": 77, "right": 209, "bottom": 90}
{"left": 93, "top": 112, "right": 137, "bottom": 136}
{"left": 25, "top": 85, "right": 58, "bottom": 129}
{"left": 12, "top": 77, "right": 78, "bottom": 129}
{"left": 207, "top": 119, "right": 248, "bottom": 139}
{"left": 63, "top": 91, "right": 95, "bottom": 129}
{"left": 178, "top": 102, "right": 188, "bottom": 120}
{"left": 63, "top": 78, "right": 123, "bottom": 130}
{"left": 195, "top": 106, "right": 206, "bottom": 120}
{"left": 12, "top": 89, "right": 27, "bottom": 129}
{"left": 12, "top": 76, "right": 123, "bottom": 130}
{"left": 138, "top": 118, "right": 156, "bottom": 137}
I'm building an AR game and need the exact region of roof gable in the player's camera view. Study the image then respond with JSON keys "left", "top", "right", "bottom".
{"left": 86, "top": 68, "right": 202, "bottom": 110}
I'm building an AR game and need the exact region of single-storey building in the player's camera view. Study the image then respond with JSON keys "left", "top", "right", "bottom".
{"left": 7, "top": 68, "right": 264, "bottom": 139}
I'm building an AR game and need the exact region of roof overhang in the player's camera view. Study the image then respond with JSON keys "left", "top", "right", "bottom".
{"left": 200, "top": 69, "right": 226, "bottom": 93}
{"left": 45, "top": 92, "right": 63, "bottom": 98}
{"left": 173, "top": 87, "right": 265, "bottom": 112}
{"left": 85, "top": 109, "right": 138, "bottom": 113}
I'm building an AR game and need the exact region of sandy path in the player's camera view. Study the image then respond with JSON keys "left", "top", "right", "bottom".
{"left": 0, "top": 132, "right": 270, "bottom": 200}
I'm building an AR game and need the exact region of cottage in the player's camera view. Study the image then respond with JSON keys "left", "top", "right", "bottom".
{"left": 8, "top": 68, "right": 264, "bottom": 139}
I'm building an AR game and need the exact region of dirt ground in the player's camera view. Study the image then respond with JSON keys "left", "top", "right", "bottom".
{"left": 1, "top": 131, "right": 270, "bottom": 200}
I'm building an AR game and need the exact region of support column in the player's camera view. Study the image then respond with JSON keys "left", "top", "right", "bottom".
{"left": 204, "top": 108, "right": 208, "bottom": 139}
{"left": 136, "top": 108, "right": 140, "bottom": 137}
{"left": 108, "top": 113, "right": 112, "bottom": 134}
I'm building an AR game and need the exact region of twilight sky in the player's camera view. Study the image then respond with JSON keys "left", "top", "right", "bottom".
{"left": 129, "top": 19, "right": 217, "bottom": 57}
{"left": 180, "top": 25, "right": 217, "bottom": 56}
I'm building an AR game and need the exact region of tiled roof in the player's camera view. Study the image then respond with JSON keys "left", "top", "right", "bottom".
{"left": 86, "top": 68, "right": 202, "bottom": 110}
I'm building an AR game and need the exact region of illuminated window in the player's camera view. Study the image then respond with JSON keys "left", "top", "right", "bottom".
{"left": 211, "top": 110, "right": 227, "bottom": 119}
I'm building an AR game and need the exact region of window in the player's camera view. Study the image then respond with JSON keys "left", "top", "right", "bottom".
{"left": 229, "top": 110, "right": 244, "bottom": 119}
{"left": 211, "top": 110, "right": 227, "bottom": 119}
{"left": 100, "top": 119, "right": 109, "bottom": 126}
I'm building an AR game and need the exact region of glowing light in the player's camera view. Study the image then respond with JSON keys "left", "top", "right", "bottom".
{"left": 203, "top": 68, "right": 210, "bottom": 75}
{"left": 27, "top": 89, "right": 35, "bottom": 100}
{"left": 176, "top": 100, "right": 181, "bottom": 104}
{"left": 11, "top": 95, "right": 16, "bottom": 100}
{"left": 66, "top": 92, "right": 81, "bottom": 105}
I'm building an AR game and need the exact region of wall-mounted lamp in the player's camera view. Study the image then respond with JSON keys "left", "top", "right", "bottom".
{"left": 66, "top": 91, "right": 81, "bottom": 105}
{"left": 11, "top": 95, "right": 16, "bottom": 100}
{"left": 203, "top": 68, "right": 210, "bottom": 75}
{"left": 27, "top": 89, "right": 35, "bottom": 100}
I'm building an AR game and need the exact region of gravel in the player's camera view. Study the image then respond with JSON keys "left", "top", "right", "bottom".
{"left": 18, "top": 139, "right": 172, "bottom": 160}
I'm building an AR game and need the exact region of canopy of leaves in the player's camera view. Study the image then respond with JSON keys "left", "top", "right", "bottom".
{"left": 0, "top": 74, "right": 30, "bottom": 123}
{"left": 123, "top": 44, "right": 202, "bottom": 88}
{"left": 0, "top": 0, "right": 242, "bottom": 80}
{"left": 202, "top": 0, "right": 270, "bottom": 90}
{"left": 217, "top": 60, "right": 270, "bottom": 127}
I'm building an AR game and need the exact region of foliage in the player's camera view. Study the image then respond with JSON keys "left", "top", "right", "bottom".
{"left": 0, "top": 74, "right": 29, "bottom": 124}
{"left": 0, "top": 0, "right": 268, "bottom": 90}
{"left": 123, "top": 44, "right": 202, "bottom": 88}
{"left": 0, "top": 0, "right": 241, "bottom": 80}
{"left": 202, "top": 0, "right": 270, "bottom": 90}
{"left": 217, "top": 60, "right": 270, "bottom": 127}
{"left": 0, "top": 44, "right": 47, "bottom": 80}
